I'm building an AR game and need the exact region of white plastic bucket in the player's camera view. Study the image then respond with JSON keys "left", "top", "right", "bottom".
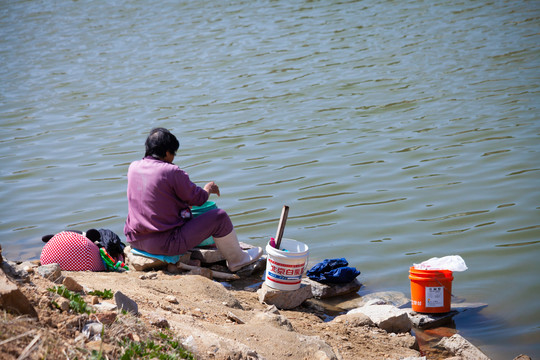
{"left": 265, "top": 238, "right": 309, "bottom": 291}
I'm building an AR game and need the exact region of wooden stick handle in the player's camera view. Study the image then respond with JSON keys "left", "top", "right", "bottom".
{"left": 275, "top": 205, "right": 289, "bottom": 249}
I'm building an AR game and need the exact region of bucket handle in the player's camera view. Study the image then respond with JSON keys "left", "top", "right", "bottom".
{"left": 302, "top": 253, "right": 310, "bottom": 275}
{"left": 434, "top": 278, "right": 455, "bottom": 298}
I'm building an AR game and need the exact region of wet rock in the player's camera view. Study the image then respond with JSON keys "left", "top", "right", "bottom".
{"left": 350, "top": 304, "right": 411, "bottom": 333}
{"left": 513, "top": 355, "right": 532, "bottom": 360}
{"left": 424, "top": 326, "right": 457, "bottom": 338}
{"left": 257, "top": 282, "right": 312, "bottom": 310}
{"left": 406, "top": 302, "right": 488, "bottom": 329}
{"left": 0, "top": 270, "right": 38, "bottom": 318}
{"left": 436, "top": 334, "right": 490, "bottom": 359}
{"left": 302, "top": 277, "right": 362, "bottom": 299}
{"left": 63, "top": 276, "right": 83, "bottom": 292}
{"left": 114, "top": 291, "right": 138, "bottom": 315}
{"left": 329, "top": 291, "right": 410, "bottom": 311}
{"left": 37, "top": 263, "right": 63, "bottom": 283}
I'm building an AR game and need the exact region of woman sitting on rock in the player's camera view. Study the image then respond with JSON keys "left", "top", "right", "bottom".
{"left": 124, "top": 127, "right": 262, "bottom": 272}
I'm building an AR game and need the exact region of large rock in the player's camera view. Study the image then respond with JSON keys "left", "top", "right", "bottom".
{"left": 0, "top": 270, "right": 38, "bottom": 318}
{"left": 302, "top": 277, "right": 362, "bottom": 299}
{"left": 437, "top": 334, "right": 490, "bottom": 359}
{"left": 257, "top": 282, "right": 312, "bottom": 310}
{"left": 349, "top": 304, "right": 411, "bottom": 333}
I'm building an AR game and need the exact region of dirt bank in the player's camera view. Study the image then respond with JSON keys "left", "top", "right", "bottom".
{"left": 1, "top": 262, "right": 440, "bottom": 360}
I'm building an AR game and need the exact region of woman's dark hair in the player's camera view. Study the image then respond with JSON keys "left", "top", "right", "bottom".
{"left": 144, "top": 128, "right": 180, "bottom": 158}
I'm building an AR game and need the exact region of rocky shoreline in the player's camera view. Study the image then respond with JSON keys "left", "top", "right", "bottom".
{"left": 0, "top": 244, "right": 532, "bottom": 360}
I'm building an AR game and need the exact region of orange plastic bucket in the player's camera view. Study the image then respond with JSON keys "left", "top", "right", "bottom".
{"left": 409, "top": 266, "right": 454, "bottom": 313}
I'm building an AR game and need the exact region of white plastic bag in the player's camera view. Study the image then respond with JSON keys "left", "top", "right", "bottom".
{"left": 413, "top": 255, "right": 468, "bottom": 272}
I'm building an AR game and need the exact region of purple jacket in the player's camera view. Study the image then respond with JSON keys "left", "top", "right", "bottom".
{"left": 124, "top": 156, "right": 209, "bottom": 249}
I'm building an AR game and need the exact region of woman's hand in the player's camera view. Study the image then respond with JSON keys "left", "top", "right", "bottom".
{"left": 204, "top": 181, "right": 220, "bottom": 196}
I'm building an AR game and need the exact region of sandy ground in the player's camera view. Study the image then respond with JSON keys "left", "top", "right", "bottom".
{"left": 0, "top": 267, "right": 444, "bottom": 360}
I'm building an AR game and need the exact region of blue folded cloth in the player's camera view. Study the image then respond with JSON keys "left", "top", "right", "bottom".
{"left": 307, "top": 258, "right": 360, "bottom": 284}
{"left": 130, "top": 248, "right": 180, "bottom": 264}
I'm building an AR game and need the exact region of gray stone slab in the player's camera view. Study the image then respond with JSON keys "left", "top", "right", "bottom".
{"left": 349, "top": 304, "right": 412, "bottom": 333}
{"left": 114, "top": 291, "right": 138, "bottom": 315}
{"left": 190, "top": 247, "right": 225, "bottom": 264}
{"left": 257, "top": 282, "right": 312, "bottom": 310}
{"left": 301, "top": 277, "right": 362, "bottom": 299}
{"left": 405, "top": 302, "right": 488, "bottom": 329}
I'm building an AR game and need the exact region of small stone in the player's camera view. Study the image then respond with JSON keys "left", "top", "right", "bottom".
{"left": 165, "top": 295, "right": 179, "bottom": 304}
{"left": 226, "top": 311, "right": 245, "bottom": 324}
{"left": 167, "top": 263, "right": 180, "bottom": 274}
{"left": 91, "top": 296, "right": 100, "bottom": 305}
{"left": 37, "top": 263, "right": 63, "bottom": 283}
{"left": 114, "top": 291, "right": 138, "bottom": 315}
{"left": 63, "top": 276, "right": 83, "bottom": 292}
{"left": 151, "top": 317, "right": 170, "bottom": 328}
{"left": 82, "top": 322, "right": 103, "bottom": 340}
{"left": 57, "top": 297, "right": 70, "bottom": 312}
{"left": 251, "top": 311, "right": 294, "bottom": 331}
{"left": 95, "top": 311, "right": 117, "bottom": 325}
{"left": 191, "top": 308, "right": 203, "bottom": 317}
{"left": 265, "top": 304, "right": 280, "bottom": 314}
{"left": 92, "top": 301, "right": 117, "bottom": 312}
{"left": 513, "top": 355, "right": 532, "bottom": 360}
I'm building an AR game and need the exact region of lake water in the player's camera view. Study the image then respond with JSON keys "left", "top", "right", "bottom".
{"left": 1, "top": 1, "right": 539, "bottom": 358}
